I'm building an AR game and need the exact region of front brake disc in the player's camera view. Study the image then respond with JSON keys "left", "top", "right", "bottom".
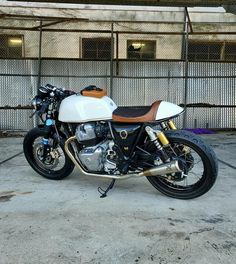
{"left": 33, "top": 143, "right": 59, "bottom": 170}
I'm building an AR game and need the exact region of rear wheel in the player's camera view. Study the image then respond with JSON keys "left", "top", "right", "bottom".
{"left": 146, "top": 130, "right": 218, "bottom": 199}
{"left": 23, "top": 127, "right": 74, "bottom": 180}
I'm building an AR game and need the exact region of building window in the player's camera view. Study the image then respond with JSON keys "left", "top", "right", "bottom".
{"left": 188, "top": 41, "right": 236, "bottom": 62}
{"left": 0, "top": 35, "right": 24, "bottom": 58}
{"left": 82, "top": 38, "right": 111, "bottom": 59}
{"left": 224, "top": 43, "right": 236, "bottom": 61}
{"left": 127, "top": 40, "right": 156, "bottom": 60}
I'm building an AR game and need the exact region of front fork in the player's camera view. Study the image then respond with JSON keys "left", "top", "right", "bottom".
{"left": 41, "top": 119, "right": 54, "bottom": 160}
{"left": 145, "top": 120, "right": 177, "bottom": 163}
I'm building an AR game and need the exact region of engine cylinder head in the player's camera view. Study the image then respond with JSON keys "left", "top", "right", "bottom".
{"left": 75, "top": 123, "right": 96, "bottom": 142}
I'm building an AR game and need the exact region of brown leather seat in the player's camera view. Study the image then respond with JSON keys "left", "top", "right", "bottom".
{"left": 112, "top": 100, "right": 162, "bottom": 123}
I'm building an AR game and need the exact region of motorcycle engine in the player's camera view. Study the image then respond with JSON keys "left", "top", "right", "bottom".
{"left": 75, "top": 123, "right": 118, "bottom": 173}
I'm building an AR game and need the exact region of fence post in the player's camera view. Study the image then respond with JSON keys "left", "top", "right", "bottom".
{"left": 116, "top": 32, "right": 119, "bottom": 76}
{"left": 34, "top": 20, "right": 43, "bottom": 127}
{"left": 110, "top": 23, "right": 114, "bottom": 99}
{"left": 183, "top": 7, "right": 189, "bottom": 128}
{"left": 37, "top": 20, "right": 43, "bottom": 89}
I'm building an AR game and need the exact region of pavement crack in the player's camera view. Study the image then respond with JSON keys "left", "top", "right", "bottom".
{"left": 0, "top": 151, "right": 23, "bottom": 166}
{"left": 189, "top": 227, "right": 214, "bottom": 235}
{"left": 218, "top": 159, "right": 236, "bottom": 170}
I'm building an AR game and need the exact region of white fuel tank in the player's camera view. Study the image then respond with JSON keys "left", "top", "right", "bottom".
{"left": 58, "top": 94, "right": 117, "bottom": 122}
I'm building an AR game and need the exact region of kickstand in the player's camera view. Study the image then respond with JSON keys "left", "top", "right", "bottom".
{"left": 98, "top": 179, "right": 116, "bottom": 198}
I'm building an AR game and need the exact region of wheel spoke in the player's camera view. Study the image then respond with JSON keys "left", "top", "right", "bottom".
{"left": 184, "top": 176, "right": 188, "bottom": 186}
{"left": 189, "top": 171, "right": 201, "bottom": 180}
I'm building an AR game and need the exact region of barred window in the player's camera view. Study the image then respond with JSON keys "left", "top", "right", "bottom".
{"left": 127, "top": 40, "right": 156, "bottom": 60}
{"left": 82, "top": 38, "right": 111, "bottom": 59}
{"left": 224, "top": 43, "right": 236, "bottom": 61}
{"left": 188, "top": 41, "right": 236, "bottom": 62}
{"left": 0, "top": 35, "right": 24, "bottom": 58}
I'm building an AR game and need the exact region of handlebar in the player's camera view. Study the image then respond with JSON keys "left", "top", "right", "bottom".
{"left": 40, "top": 84, "right": 75, "bottom": 98}
{"left": 30, "top": 84, "right": 75, "bottom": 119}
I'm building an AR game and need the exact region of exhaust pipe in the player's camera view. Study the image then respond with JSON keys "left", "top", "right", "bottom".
{"left": 138, "top": 160, "right": 182, "bottom": 177}
{"left": 64, "top": 136, "right": 182, "bottom": 180}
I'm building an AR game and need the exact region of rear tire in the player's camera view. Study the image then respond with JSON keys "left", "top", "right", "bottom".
{"left": 24, "top": 127, "right": 74, "bottom": 180}
{"left": 146, "top": 130, "right": 218, "bottom": 199}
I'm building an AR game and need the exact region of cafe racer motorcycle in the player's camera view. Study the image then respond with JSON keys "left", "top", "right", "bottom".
{"left": 23, "top": 84, "right": 218, "bottom": 199}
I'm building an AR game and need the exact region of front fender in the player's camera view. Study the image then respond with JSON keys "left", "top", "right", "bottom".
{"left": 34, "top": 124, "right": 68, "bottom": 141}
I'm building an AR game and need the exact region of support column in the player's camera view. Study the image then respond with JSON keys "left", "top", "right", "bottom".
{"left": 183, "top": 7, "right": 189, "bottom": 128}
{"left": 34, "top": 20, "right": 43, "bottom": 127}
{"left": 110, "top": 23, "right": 114, "bottom": 99}
{"left": 37, "top": 20, "right": 43, "bottom": 89}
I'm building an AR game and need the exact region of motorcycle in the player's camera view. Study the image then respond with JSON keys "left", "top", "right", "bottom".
{"left": 23, "top": 84, "right": 218, "bottom": 199}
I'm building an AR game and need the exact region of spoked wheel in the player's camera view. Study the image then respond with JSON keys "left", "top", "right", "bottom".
{"left": 24, "top": 128, "right": 74, "bottom": 180}
{"left": 146, "top": 130, "right": 218, "bottom": 199}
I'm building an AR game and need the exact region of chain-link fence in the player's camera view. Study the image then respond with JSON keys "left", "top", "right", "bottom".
{"left": 0, "top": 9, "right": 236, "bottom": 130}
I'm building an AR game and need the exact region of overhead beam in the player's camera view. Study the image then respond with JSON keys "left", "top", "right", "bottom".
{"left": 0, "top": 26, "right": 235, "bottom": 35}
{"left": 32, "top": 20, "right": 74, "bottom": 30}
{"left": 31, "top": 18, "right": 88, "bottom": 29}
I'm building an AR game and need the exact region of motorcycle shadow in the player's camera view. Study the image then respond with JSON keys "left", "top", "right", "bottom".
{"left": 67, "top": 170, "right": 160, "bottom": 197}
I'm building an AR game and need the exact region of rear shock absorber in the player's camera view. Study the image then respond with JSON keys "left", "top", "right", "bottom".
{"left": 145, "top": 126, "right": 170, "bottom": 163}
{"left": 167, "top": 120, "right": 177, "bottom": 130}
{"left": 160, "top": 120, "right": 177, "bottom": 130}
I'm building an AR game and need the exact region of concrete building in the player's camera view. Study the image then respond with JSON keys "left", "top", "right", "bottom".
{"left": 0, "top": 2, "right": 236, "bottom": 61}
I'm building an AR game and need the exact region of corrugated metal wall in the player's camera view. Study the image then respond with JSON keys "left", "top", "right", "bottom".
{"left": 0, "top": 59, "right": 235, "bottom": 130}
{"left": 187, "top": 62, "right": 236, "bottom": 129}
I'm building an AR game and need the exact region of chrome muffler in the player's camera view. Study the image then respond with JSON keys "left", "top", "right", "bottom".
{"left": 138, "top": 160, "right": 182, "bottom": 177}
{"left": 64, "top": 136, "right": 182, "bottom": 180}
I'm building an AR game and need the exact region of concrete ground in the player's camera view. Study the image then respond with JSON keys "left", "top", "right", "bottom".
{"left": 0, "top": 132, "right": 236, "bottom": 264}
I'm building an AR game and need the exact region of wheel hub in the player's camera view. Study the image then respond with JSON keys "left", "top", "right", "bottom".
{"left": 168, "top": 158, "right": 188, "bottom": 182}
{"left": 33, "top": 143, "right": 59, "bottom": 169}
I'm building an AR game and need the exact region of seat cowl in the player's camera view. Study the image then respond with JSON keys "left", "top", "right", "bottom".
{"left": 156, "top": 101, "right": 184, "bottom": 120}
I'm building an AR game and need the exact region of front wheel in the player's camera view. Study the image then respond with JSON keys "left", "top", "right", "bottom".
{"left": 23, "top": 127, "right": 74, "bottom": 180}
{"left": 146, "top": 130, "right": 218, "bottom": 199}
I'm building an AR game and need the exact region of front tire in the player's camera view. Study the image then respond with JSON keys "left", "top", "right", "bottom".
{"left": 23, "top": 127, "right": 74, "bottom": 180}
{"left": 146, "top": 130, "right": 218, "bottom": 199}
